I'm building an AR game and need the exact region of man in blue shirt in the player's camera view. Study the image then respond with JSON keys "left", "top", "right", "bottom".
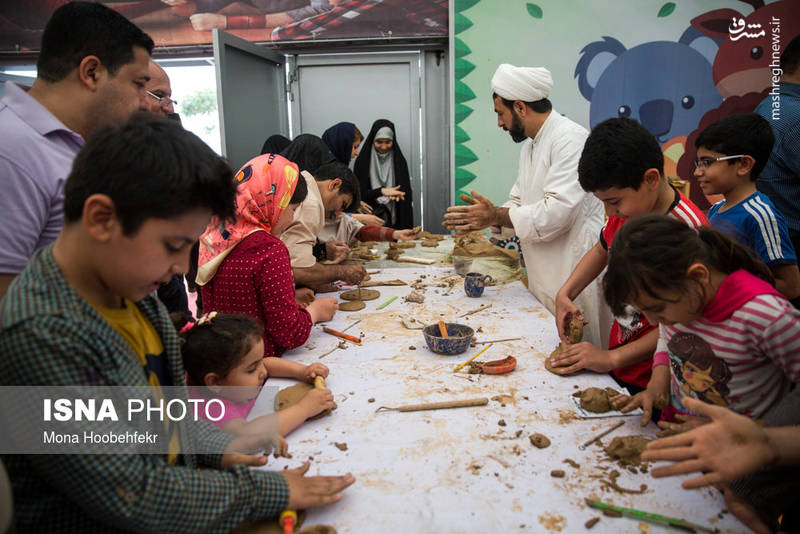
{"left": 755, "top": 34, "right": 800, "bottom": 258}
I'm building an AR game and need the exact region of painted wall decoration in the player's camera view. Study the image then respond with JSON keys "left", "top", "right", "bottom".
{"left": 0, "top": 0, "right": 447, "bottom": 50}
{"left": 452, "top": 0, "right": 799, "bottom": 210}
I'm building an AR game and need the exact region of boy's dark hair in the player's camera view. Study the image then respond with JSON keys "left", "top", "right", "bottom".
{"left": 172, "top": 312, "right": 263, "bottom": 384}
{"left": 64, "top": 114, "right": 237, "bottom": 235}
{"left": 694, "top": 113, "right": 774, "bottom": 181}
{"left": 578, "top": 117, "right": 664, "bottom": 192}
{"left": 781, "top": 33, "right": 800, "bottom": 75}
{"left": 493, "top": 93, "right": 553, "bottom": 114}
{"left": 290, "top": 171, "right": 308, "bottom": 205}
{"left": 37, "top": 2, "right": 154, "bottom": 83}
{"left": 602, "top": 214, "right": 773, "bottom": 317}
{"left": 314, "top": 162, "right": 361, "bottom": 211}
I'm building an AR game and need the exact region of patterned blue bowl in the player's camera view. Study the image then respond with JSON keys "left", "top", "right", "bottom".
{"left": 422, "top": 323, "right": 475, "bottom": 355}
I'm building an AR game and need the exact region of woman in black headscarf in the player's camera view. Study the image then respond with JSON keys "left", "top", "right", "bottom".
{"left": 322, "top": 122, "right": 363, "bottom": 165}
{"left": 279, "top": 133, "right": 336, "bottom": 174}
{"left": 353, "top": 119, "right": 413, "bottom": 229}
{"left": 261, "top": 134, "right": 291, "bottom": 155}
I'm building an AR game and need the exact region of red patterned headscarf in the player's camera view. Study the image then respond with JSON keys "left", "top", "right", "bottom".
{"left": 196, "top": 153, "right": 299, "bottom": 285}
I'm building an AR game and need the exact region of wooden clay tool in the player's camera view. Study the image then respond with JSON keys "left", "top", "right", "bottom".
{"left": 579, "top": 420, "right": 625, "bottom": 450}
{"left": 437, "top": 320, "right": 449, "bottom": 338}
{"left": 322, "top": 326, "right": 362, "bottom": 344}
{"left": 453, "top": 343, "right": 494, "bottom": 372}
{"left": 375, "top": 397, "right": 488, "bottom": 413}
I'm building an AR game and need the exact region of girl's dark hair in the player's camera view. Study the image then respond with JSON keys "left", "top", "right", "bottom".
{"left": 603, "top": 215, "right": 774, "bottom": 316}
{"left": 171, "top": 312, "right": 263, "bottom": 384}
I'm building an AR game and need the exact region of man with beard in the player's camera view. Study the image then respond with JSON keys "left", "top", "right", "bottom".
{"left": 443, "top": 64, "right": 609, "bottom": 347}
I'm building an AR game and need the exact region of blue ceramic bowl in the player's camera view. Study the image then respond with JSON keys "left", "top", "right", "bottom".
{"left": 422, "top": 323, "right": 475, "bottom": 355}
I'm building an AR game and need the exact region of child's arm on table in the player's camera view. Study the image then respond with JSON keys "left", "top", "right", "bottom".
{"left": 611, "top": 364, "right": 670, "bottom": 426}
{"left": 555, "top": 241, "right": 608, "bottom": 342}
{"left": 551, "top": 328, "right": 658, "bottom": 374}
{"left": 265, "top": 358, "right": 329, "bottom": 382}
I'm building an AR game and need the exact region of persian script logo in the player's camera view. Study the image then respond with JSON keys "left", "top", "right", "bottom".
{"left": 728, "top": 17, "right": 766, "bottom": 41}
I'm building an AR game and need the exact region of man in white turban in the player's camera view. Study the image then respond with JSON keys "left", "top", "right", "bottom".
{"left": 444, "top": 64, "right": 611, "bottom": 350}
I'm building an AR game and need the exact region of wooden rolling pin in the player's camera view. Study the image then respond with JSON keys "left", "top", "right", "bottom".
{"left": 375, "top": 397, "right": 488, "bottom": 413}
{"left": 395, "top": 256, "right": 436, "bottom": 265}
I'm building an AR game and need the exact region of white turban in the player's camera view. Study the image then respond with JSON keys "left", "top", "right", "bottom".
{"left": 491, "top": 64, "right": 553, "bottom": 102}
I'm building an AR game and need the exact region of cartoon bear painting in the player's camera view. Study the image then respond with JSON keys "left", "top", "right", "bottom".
{"left": 575, "top": 29, "right": 722, "bottom": 145}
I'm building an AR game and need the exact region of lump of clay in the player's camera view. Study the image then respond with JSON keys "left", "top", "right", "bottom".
{"left": 544, "top": 314, "right": 585, "bottom": 375}
{"left": 404, "top": 290, "right": 425, "bottom": 303}
{"left": 421, "top": 239, "right": 438, "bottom": 247}
{"left": 604, "top": 436, "right": 650, "bottom": 467}
{"left": 385, "top": 248, "right": 404, "bottom": 260}
{"left": 340, "top": 288, "right": 379, "bottom": 301}
{"left": 276, "top": 383, "right": 337, "bottom": 420}
{"left": 529, "top": 433, "right": 551, "bottom": 448}
{"left": 338, "top": 300, "right": 365, "bottom": 311}
{"left": 390, "top": 241, "right": 416, "bottom": 249}
{"left": 577, "top": 387, "right": 612, "bottom": 413}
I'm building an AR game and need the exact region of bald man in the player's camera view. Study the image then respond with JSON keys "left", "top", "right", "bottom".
{"left": 145, "top": 61, "right": 175, "bottom": 116}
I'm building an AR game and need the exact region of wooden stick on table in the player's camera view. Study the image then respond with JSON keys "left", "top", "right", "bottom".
{"left": 437, "top": 320, "right": 449, "bottom": 337}
{"left": 579, "top": 421, "right": 625, "bottom": 450}
{"left": 458, "top": 303, "right": 492, "bottom": 318}
{"left": 322, "top": 326, "right": 362, "bottom": 344}
{"left": 395, "top": 256, "right": 436, "bottom": 265}
{"left": 375, "top": 397, "right": 488, "bottom": 413}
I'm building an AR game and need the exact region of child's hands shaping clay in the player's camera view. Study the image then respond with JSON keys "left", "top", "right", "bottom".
{"left": 300, "top": 388, "right": 335, "bottom": 418}
{"left": 304, "top": 362, "right": 329, "bottom": 382}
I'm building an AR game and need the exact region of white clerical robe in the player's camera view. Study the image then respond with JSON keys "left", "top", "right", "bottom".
{"left": 497, "top": 111, "right": 611, "bottom": 347}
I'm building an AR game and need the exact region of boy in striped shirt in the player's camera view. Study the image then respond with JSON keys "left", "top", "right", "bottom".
{"left": 696, "top": 113, "right": 800, "bottom": 307}
{"left": 554, "top": 118, "right": 708, "bottom": 392}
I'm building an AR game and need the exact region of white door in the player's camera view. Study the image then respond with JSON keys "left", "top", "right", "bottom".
{"left": 288, "top": 52, "right": 449, "bottom": 230}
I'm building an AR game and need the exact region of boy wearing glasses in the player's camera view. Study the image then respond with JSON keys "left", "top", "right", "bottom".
{"left": 553, "top": 118, "right": 708, "bottom": 393}
{"left": 696, "top": 113, "right": 800, "bottom": 306}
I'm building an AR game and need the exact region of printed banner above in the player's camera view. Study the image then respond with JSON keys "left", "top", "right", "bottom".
{"left": 0, "top": 0, "right": 448, "bottom": 51}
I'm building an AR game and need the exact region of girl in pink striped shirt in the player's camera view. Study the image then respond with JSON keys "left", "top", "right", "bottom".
{"left": 603, "top": 215, "right": 800, "bottom": 428}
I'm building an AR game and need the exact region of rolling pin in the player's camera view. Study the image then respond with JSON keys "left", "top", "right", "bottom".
{"left": 376, "top": 397, "right": 488, "bottom": 413}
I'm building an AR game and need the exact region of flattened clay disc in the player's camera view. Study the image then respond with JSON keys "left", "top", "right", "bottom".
{"left": 339, "top": 300, "right": 366, "bottom": 311}
{"left": 276, "top": 383, "right": 336, "bottom": 420}
{"left": 340, "top": 288, "right": 379, "bottom": 301}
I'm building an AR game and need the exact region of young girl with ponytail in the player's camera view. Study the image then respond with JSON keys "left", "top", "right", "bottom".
{"left": 603, "top": 214, "right": 800, "bottom": 428}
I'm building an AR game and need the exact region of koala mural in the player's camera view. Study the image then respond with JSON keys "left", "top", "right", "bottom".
{"left": 575, "top": 29, "right": 722, "bottom": 144}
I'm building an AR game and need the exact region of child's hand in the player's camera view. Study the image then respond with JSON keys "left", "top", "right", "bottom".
{"left": 550, "top": 342, "right": 614, "bottom": 374}
{"left": 307, "top": 297, "right": 338, "bottom": 323}
{"left": 642, "top": 397, "right": 776, "bottom": 489}
{"left": 554, "top": 293, "right": 582, "bottom": 343}
{"left": 304, "top": 362, "right": 329, "bottom": 382}
{"left": 283, "top": 462, "right": 355, "bottom": 509}
{"left": 300, "top": 387, "right": 335, "bottom": 418}
{"left": 656, "top": 412, "right": 710, "bottom": 437}
{"left": 325, "top": 240, "right": 350, "bottom": 264}
{"left": 610, "top": 389, "right": 665, "bottom": 427}
{"left": 295, "top": 287, "right": 315, "bottom": 308}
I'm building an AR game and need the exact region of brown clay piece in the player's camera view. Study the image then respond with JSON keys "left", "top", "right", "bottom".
{"left": 529, "top": 433, "right": 551, "bottom": 448}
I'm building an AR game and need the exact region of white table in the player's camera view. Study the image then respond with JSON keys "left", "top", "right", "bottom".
{"left": 253, "top": 268, "right": 744, "bottom": 533}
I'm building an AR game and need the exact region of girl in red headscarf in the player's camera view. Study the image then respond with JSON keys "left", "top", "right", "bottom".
{"left": 196, "top": 153, "right": 338, "bottom": 357}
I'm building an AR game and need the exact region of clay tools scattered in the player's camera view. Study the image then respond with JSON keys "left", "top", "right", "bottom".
{"left": 322, "top": 326, "right": 361, "bottom": 344}
{"left": 376, "top": 296, "right": 398, "bottom": 310}
{"left": 279, "top": 510, "right": 297, "bottom": 534}
{"left": 579, "top": 421, "right": 625, "bottom": 450}
{"left": 453, "top": 343, "right": 494, "bottom": 372}
{"left": 584, "top": 499, "right": 717, "bottom": 533}
{"left": 438, "top": 320, "right": 449, "bottom": 337}
{"left": 458, "top": 303, "right": 492, "bottom": 318}
{"left": 375, "top": 397, "right": 488, "bottom": 413}
{"left": 341, "top": 319, "right": 361, "bottom": 333}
